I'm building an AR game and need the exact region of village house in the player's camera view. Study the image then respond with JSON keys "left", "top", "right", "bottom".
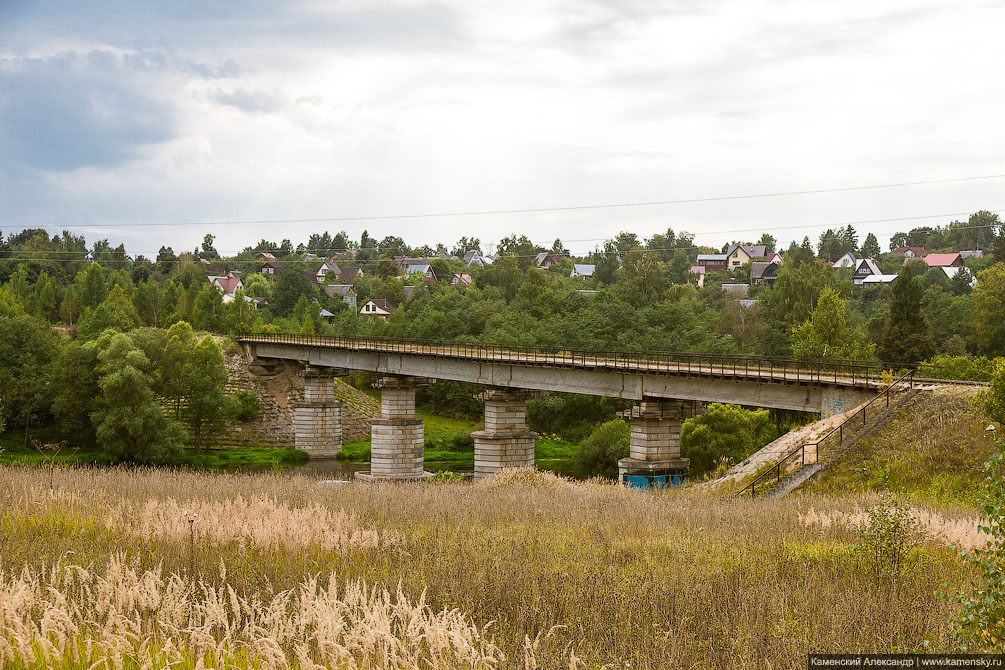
{"left": 324, "top": 284, "right": 357, "bottom": 311}
{"left": 463, "top": 250, "right": 492, "bottom": 267}
{"left": 723, "top": 244, "right": 767, "bottom": 269}
{"left": 695, "top": 254, "right": 727, "bottom": 272}
{"left": 861, "top": 274, "right": 899, "bottom": 287}
{"left": 255, "top": 252, "right": 277, "bottom": 262}
{"left": 336, "top": 267, "right": 363, "bottom": 284}
{"left": 534, "top": 252, "right": 563, "bottom": 269}
{"left": 689, "top": 265, "right": 707, "bottom": 288}
{"left": 915, "top": 252, "right": 963, "bottom": 268}
{"left": 833, "top": 252, "right": 857, "bottom": 268}
{"left": 765, "top": 252, "right": 783, "bottom": 264}
{"left": 315, "top": 259, "right": 341, "bottom": 282}
{"left": 359, "top": 298, "right": 395, "bottom": 320}
{"left": 749, "top": 261, "right": 779, "bottom": 287}
{"left": 260, "top": 261, "right": 281, "bottom": 277}
{"left": 450, "top": 273, "right": 473, "bottom": 287}
{"left": 405, "top": 264, "right": 437, "bottom": 281}
{"left": 206, "top": 275, "right": 244, "bottom": 303}
{"left": 570, "top": 264, "right": 595, "bottom": 278}
{"left": 851, "top": 258, "right": 882, "bottom": 285}
{"left": 892, "top": 246, "right": 926, "bottom": 258}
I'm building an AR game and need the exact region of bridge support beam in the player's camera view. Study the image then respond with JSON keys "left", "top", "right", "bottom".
{"left": 294, "top": 367, "right": 342, "bottom": 458}
{"left": 618, "top": 399, "right": 702, "bottom": 488}
{"left": 358, "top": 376, "right": 434, "bottom": 481}
{"left": 471, "top": 388, "right": 546, "bottom": 478}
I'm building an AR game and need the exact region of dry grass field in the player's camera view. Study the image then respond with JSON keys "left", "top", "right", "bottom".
{"left": 0, "top": 465, "right": 984, "bottom": 668}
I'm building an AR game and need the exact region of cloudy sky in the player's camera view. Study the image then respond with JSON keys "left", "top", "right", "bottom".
{"left": 1, "top": 0, "right": 1003, "bottom": 256}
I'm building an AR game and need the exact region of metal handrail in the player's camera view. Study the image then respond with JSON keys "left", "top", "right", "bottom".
{"left": 733, "top": 369, "right": 915, "bottom": 498}
{"left": 235, "top": 332, "right": 927, "bottom": 385}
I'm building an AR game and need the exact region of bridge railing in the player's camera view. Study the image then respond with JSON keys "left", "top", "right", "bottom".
{"left": 236, "top": 332, "right": 937, "bottom": 385}
{"left": 733, "top": 369, "right": 915, "bottom": 498}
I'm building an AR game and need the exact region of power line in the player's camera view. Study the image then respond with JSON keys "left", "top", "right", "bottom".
{"left": 2, "top": 173, "right": 1004, "bottom": 230}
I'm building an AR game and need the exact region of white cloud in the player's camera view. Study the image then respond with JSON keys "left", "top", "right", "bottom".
{"left": 1, "top": 0, "right": 1003, "bottom": 254}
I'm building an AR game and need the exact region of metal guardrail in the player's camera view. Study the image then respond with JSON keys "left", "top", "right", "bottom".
{"left": 236, "top": 332, "right": 940, "bottom": 387}
{"left": 733, "top": 370, "right": 916, "bottom": 498}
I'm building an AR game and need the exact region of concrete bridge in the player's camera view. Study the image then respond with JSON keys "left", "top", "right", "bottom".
{"left": 238, "top": 334, "right": 881, "bottom": 484}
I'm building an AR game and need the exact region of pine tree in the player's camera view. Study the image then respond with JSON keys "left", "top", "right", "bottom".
{"left": 861, "top": 232, "right": 881, "bottom": 259}
{"left": 878, "top": 266, "right": 936, "bottom": 365}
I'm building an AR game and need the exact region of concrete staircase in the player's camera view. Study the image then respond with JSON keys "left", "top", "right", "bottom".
{"left": 762, "top": 388, "right": 923, "bottom": 499}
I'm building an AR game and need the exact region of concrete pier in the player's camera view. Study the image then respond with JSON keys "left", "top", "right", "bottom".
{"left": 471, "top": 388, "right": 545, "bottom": 478}
{"left": 294, "top": 367, "right": 342, "bottom": 458}
{"left": 358, "top": 376, "right": 433, "bottom": 481}
{"left": 617, "top": 399, "right": 702, "bottom": 487}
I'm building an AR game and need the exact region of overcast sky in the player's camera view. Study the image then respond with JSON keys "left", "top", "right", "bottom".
{"left": 1, "top": 0, "right": 1003, "bottom": 257}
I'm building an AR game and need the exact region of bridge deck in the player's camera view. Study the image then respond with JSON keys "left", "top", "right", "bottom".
{"left": 237, "top": 334, "right": 889, "bottom": 389}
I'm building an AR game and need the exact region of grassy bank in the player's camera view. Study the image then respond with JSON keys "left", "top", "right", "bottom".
{"left": 0, "top": 466, "right": 982, "bottom": 667}
{"left": 806, "top": 387, "right": 993, "bottom": 507}
{"left": 0, "top": 427, "right": 307, "bottom": 471}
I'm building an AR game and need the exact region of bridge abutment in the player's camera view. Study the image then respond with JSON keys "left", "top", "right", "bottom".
{"left": 618, "top": 399, "right": 701, "bottom": 488}
{"left": 294, "top": 367, "right": 342, "bottom": 458}
{"left": 471, "top": 388, "right": 546, "bottom": 478}
{"left": 358, "top": 376, "right": 433, "bottom": 481}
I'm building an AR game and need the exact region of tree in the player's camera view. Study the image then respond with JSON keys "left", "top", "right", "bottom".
{"left": 861, "top": 233, "right": 881, "bottom": 259}
{"left": 681, "top": 404, "right": 778, "bottom": 477}
{"left": 375, "top": 257, "right": 398, "bottom": 279}
{"left": 78, "top": 285, "right": 142, "bottom": 339}
{"left": 791, "top": 287, "right": 875, "bottom": 360}
{"left": 77, "top": 262, "right": 108, "bottom": 310}
{"left": 877, "top": 266, "right": 936, "bottom": 365}
{"left": 0, "top": 314, "right": 59, "bottom": 440}
{"left": 613, "top": 250, "right": 666, "bottom": 307}
{"left": 91, "top": 332, "right": 185, "bottom": 464}
{"left": 451, "top": 236, "right": 481, "bottom": 257}
{"left": 160, "top": 321, "right": 196, "bottom": 419}
{"left": 200, "top": 234, "right": 219, "bottom": 259}
{"left": 180, "top": 335, "right": 233, "bottom": 451}
{"left": 575, "top": 419, "right": 629, "bottom": 479}
{"left": 50, "top": 340, "right": 101, "bottom": 445}
{"left": 757, "top": 233, "right": 777, "bottom": 254}
{"left": 974, "top": 263, "right": 1005, "bottom": 355}
{"left": 273, "top": 260, "right": 315, "bottom": 316}
{"left": 975, "top": 359, "right": 1005, "bottom": 426}
{"left": 766, "top": 261, "right": 848, "bottom": 332}
{"left": 667, "top": 248, "right": 691, "bottom": 284}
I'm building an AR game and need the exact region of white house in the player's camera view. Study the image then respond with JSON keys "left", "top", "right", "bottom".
{"left": 570, "top": 264, "right": 595, "bottom": 278}
{"left": 833, "top": 252, "right": 857, "bottom": 268}
{"left": 359, "top": 298, "right": 396, "bottom": 320}
{"left": 315, "top": 260, "right": 341, "bottom": 282}
{"left": 207, "top": 276, "right": 244, "bottom": 303}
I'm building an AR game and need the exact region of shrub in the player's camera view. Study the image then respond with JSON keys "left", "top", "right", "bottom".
{"left": 855, "top": 495, "right": 919, "bottom": 584}
{"left": 942, "top": 438, "right": 1005, "bottom": 650}
{"left": 575, "top": 419, "right": 629, "bottom": 479}
{"left": 450, "top": 431, "right": 474, "bottom": 451}
{"left": 232, "top": 390, "right": 262, "bottom": 422}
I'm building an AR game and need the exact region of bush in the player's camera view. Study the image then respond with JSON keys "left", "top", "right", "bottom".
{"left": 856, "top": 495, "right": 919, "bottom": 584}
{"left": 942, "top": 438, "right": 1005, "bottom": 649}
{"left": 923, "top": 354, "right": 998, "bottom": 382}
{"left": 232, "top": 390, "right": 262, "bottom": 422}
{"left": 575, "top": 419, "right": 629, "bottom": 480}
{"left": 450, "top": 431, "right": 474, "bottom": 452}
{"left": 681, "top": 404, "right": 779, "bottom": 479}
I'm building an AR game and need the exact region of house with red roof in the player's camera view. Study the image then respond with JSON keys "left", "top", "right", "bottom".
{"left": 911, "top": 253, "right": 963, "bottom": 268}
{"left": 207, "top": 275, "right": 244, "bottom": 303}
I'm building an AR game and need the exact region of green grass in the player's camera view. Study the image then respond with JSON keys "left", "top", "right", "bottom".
{"left": 806, "top": 387, "right": 994, "bottom": 507}
{"left": 0, "top": 427, "right": 308, "bottom": 471}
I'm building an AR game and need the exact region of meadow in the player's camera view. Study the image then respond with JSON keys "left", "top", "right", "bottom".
{"left": 0, "top": 465, "right": 984, "bottom": 668}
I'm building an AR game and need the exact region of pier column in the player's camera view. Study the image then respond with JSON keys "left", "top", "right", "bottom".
{"left": 294, "top": 367, "right": 342, "bottom": 458}
{"left": 617, "top": 399, "right": 703, "bottom": 488}
{"left": 358, "top": 376, "right": 434, "bottom": 481}
{"left": 471, "top": 388, "right": 547, "bottom": 478}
